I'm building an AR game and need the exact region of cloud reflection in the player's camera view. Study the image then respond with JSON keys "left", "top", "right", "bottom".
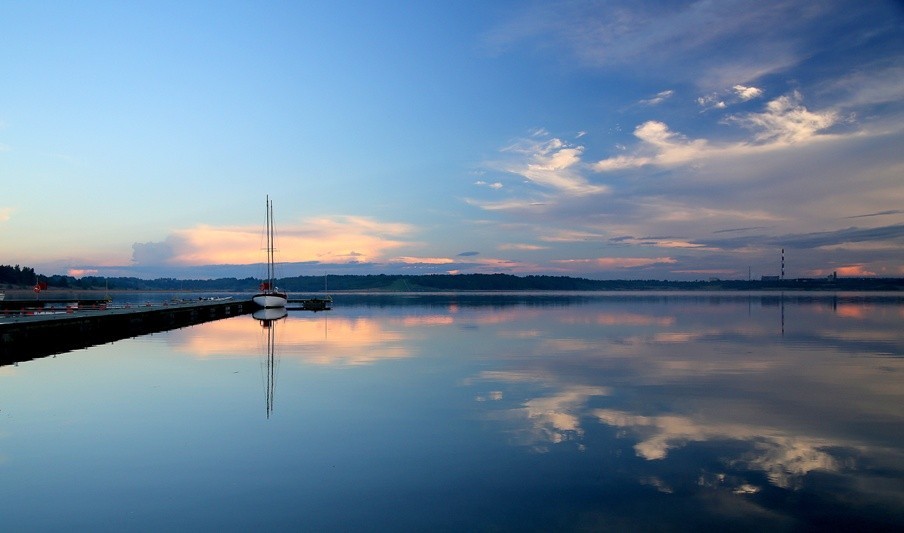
{"left": 169, "top": 315, "right": 412, "bottom": 366}
{"left": 464, "top": 295, "right": 904, "bottom": 499}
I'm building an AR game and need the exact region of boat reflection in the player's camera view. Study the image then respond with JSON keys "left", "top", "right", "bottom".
{"left": 253, "top": 308, "right": 287, "bottom": 419}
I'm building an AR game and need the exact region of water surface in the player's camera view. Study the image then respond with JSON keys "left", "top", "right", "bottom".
{"left": 1, "top": 293, "right": 902, "bottom": 531}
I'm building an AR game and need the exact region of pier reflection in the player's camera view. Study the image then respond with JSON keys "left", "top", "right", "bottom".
{"left": 0, "top": 298, "right": 250, "bottom": 367}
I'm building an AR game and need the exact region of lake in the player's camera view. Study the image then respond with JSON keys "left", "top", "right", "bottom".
{"left": 1, "top": 292, "right": 902, "bottom": 531}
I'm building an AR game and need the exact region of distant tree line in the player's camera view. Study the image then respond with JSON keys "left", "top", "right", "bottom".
{"left": 3, "top": 265, "right": 903, "bottom": 292}
{"left": 0, "top": 264, "right": 37, "bottom": 286}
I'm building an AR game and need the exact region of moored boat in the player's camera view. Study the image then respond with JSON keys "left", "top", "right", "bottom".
{"left": 252, "top": 195, "right": 287, "bottom": 309}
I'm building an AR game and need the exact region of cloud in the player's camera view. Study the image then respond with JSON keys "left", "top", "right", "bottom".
{"left": 131, "top": 216, "right": 414, "bottom": 267}
{"left": 593, "top": 120, "right": 708, "bottom": 171}
{"left": 639, "top": 90, "right": 674, "bottom": 106}
{"left": 733, "top": 84, "right": 763, "bottom": 101}
{"left": 835, "top": 265, "right": 876, "bottom": 277}
{"left": 500, "top": 135, "right": 608, "bottom": 195}
{"left": 0, "top": 207, "right": 12, "bottom": 222}
{"left": 483, "top": 1, "right": 880, "bottom": 90}
{"left": 697, "top": 94, "right": 727, "bottom": 110}
{"left": 457, "top": 251, "right": 480, "bottom": 257}
{"left": 595, "top": 92, "right": 842, "bottom": 172}
{"left": 729, "top": 91, "right": 838, "bottom": 144}
{"left": 539, "top": 229, "right": 605, "bottom": 242}
{"left": 776, "top": 224, "right": 904, "bottom": 249}
{"left": 475, "top": 180, "right": 503, "bottom": 190}
{"left": 499, "top": 243, "right": 547, "bottom": 251}
{"left": 843, "top": 210, "right": 904, "bottom": 220}
{"left": 67, "top": 268, "right": 99, "bottom": 278}
{"left": 698, "top": 224, "right": 904, "bottom": 252}
{"left": 712, "top": 226, "right": 771, "bottom": 234}
{"left": 553, "top": 257, "right": 677, "bottom": 270}
{"left": 392, "top": 256, "right": 455, "bottom": 265}
{"left": 697, "top": 84, "right": 764, "bottom": 110}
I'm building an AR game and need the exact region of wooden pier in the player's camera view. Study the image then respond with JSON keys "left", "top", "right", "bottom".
{"left": 0, "top": 298, "right": 251, "bottom": 366}
{"left": 0, "top": 297, "right": 112, "bottom": 311}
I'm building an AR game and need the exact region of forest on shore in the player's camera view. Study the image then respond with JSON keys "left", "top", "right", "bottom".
{"left": 2, "top": 264, "right": 902, "bottom": 292}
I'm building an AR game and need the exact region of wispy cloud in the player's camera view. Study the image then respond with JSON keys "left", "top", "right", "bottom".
{"left": 474, "top": 180, "right": 503, "bottom": 190}
{"left": 553, "top": 257, "right": 677, "bottom": 270}
{"left": 499, "top": 243, "right": 547, "bottom": 251}
{"left": 842, "top": 210, "right": 904, "bottom": 219}
{"left": 483, "top": 1, "right": 875, "bottom": 90}
{"left": 699, "top": 224, "right": 904, "bottom": 251}
{"left": 639, "top": 90, "right": 674, "bottom": 106}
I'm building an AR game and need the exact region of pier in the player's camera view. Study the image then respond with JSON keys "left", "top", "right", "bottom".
{"left": 1, "top": 298, "right": 251, "bottom": 366}
{"left": 0, "top": 296, "right": 112, "bottom": 311}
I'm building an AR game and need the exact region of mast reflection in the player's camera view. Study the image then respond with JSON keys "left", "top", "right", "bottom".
{"left": 253, "top": 308, "right": 287, "bottom": 419}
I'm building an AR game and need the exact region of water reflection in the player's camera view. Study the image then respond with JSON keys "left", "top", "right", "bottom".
{"left": 458, "top": 294, "right": 903, "bottom": 527}
{"left": 1, "top": 293, "right": 901, "bottom": 530}
{"left": 252, "top": 308, "right": 287, "bottom": 419}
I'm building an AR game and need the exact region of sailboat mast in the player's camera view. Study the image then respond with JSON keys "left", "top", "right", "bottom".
{"left": 266, "top": 195, "right": 273, "bottom": 286}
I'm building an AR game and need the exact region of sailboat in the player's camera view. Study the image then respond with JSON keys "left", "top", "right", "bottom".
{"left": 252, "top": 195, "right": 288, "bottom": 309}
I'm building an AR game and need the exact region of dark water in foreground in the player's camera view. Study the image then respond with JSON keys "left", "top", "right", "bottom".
{"left": 1, "top": 292, "right": 902, "bottom": 531}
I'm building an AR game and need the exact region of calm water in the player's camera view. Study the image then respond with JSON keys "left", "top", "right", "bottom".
{"left": 1, "top": 292, "right": 902, "bottom": 531}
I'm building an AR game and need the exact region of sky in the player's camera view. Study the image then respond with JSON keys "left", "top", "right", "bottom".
{"left": 2, "top": 0, "right": 903, "bottom": 281}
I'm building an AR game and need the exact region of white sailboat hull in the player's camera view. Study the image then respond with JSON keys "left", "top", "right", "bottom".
{"left": 253, "top": 293, "right": 287, "bottom": 308}
{"left": 252, "top": 307, "right": 288, "bottom": 321}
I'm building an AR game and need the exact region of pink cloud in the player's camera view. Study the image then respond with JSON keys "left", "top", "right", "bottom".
{"left": 553, "top": 257, "right": 677, "bottom": 269}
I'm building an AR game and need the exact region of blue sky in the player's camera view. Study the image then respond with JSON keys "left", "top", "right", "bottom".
{"left": 2, "top": 0, "right": 902, "bottom": 280}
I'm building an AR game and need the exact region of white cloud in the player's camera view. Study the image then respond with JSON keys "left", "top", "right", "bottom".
{"left": 594, "top": 121, "right": 708, "bottom": 171}
{"left": 733, "top": 84, "right": 763, "bottom": 101}
{"left": 639, "top": 90, "right": 674, "bottom": 106}
{"left": 475, "top": 180, "right": 503, "bottom": 190}
{"left": 595, "top": 92, "right": 842, "bottom": 172}
{"left": 730, "top": 91, "right": 837, "bottom": 144}
{"left": 698, "top": 84, "right": 763, "bottom": 110}
{"left": 500, "top": 135, "right": 608, "bottom": 195}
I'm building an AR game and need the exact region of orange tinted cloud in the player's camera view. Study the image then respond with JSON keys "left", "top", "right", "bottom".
{"left": 165, "top": 216, "right": 413, "bottom": 266}
{"left": 554, "top": 257, "right": 677, "bottom": 269}
{"left": 836, "top": 265, "right": 876, "bottom": 276}
{"left": 68, "top": 268, "right": 99, "bottom": 277}
{"left": 393, "top": 256, "right": 455, "bottom": 265}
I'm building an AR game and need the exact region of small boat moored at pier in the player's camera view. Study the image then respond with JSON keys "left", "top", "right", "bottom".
{"left": 252, "top": 195, "right": 287, "bottom": 309}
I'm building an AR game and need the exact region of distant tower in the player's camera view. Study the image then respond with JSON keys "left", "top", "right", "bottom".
{"left": 781, "top": 248, "right": 785, "bottom": 280}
